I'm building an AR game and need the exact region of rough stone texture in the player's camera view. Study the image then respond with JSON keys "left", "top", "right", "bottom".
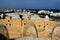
{"left": 15, "top": 37, "right": 44, "bottom": 40}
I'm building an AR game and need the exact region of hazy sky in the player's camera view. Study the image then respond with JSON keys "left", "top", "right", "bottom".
{"left": 0, "top": 0, "right": 60, "bottom": 9}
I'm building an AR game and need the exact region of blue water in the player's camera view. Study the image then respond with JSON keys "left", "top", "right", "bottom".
{"left": 0, "top": 0, "right": 60, "bottom": 9}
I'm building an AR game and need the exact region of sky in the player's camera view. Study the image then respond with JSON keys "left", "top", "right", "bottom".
{"left": 0, "top": 0, "right": 60, "bottom": 9}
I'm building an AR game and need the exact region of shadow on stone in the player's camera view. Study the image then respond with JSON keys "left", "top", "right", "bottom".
{"left": 0, "top": 34, "right": 7, "bottom": 40}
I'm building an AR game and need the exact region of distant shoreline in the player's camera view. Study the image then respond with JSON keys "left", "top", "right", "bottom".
{"left": 0, "top": 9, "right": 60, "bottom": 13}
{"left": 26, "top": 9, "right": 60, "bottom": 12}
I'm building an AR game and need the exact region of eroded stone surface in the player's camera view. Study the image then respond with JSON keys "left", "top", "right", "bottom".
{"left": 15, "top": 37, "right": 44, "bottom": 40}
